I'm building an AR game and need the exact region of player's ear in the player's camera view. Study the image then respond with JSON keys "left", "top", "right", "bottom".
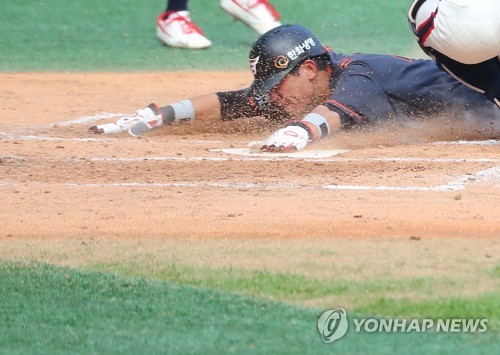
{"left": 300, "top": 59, "right": 318, "bottom": 80}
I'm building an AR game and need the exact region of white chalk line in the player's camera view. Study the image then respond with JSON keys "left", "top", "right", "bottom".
{"left": 87, "top": 156, "right": 500, "bottom": 163}
{"left": 0, "top": 113, "right": 124, "bottom": 142}
{"left": 433, "top": 139, "right": 499, "bottom": 146}
{"left": 65, "top": 166, "right": 500, "bottom": 191}
{"left": 0, "top": 133, "right": 115, "bottom": 142}
{"left": 0, "top": 113, "right": 230, "bottom": 145}
{"left": 1, "top": 166, "right": 498, "bottom": 192}
{"left": 0, "top": 132, "right": 226, "bottom": 145}
{"left": 44, "top": 113, "right": 127, "bottom": 127}
{"left": 2, "top": 131, "right": 497, "bottom": 149}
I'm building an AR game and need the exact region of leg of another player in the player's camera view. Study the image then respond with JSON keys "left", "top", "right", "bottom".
{"left": 166, "top": 0, "right": 188, "bottom": 12}
{"left": 156, "top": 0, "right": 212, "bottom": 49}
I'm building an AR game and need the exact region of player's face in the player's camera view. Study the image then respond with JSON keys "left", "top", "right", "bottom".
{"left": 268, "top": 68, "right": 316, "bottom": 116}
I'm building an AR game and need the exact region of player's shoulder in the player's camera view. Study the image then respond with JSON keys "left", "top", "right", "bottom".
{"left": 331, "top": 52, "right": 411, "bottom": 70}
{"left": 328, "top": 52, "right": 369, "bottom": 72}
{"left": 348, "top": 53, "right": 439, "bottom": 76}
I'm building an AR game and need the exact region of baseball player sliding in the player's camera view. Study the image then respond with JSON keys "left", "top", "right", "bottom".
{"left": 408, "top": 0, "right": 500, "bottom": 108}
{"left": 90, "top": 24, "right": 499, "bottom": 152}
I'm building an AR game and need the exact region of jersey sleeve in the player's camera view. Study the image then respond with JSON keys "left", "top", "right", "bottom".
{"left": 216, "top": 89, "right": 290, "bottom": 122}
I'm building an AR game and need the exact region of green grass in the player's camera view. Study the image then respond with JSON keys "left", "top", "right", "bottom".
{"left": 1, "top": 261, "right": 323, "bottom": 354}
{"left": 0, "top": 0, "right": 416, "bottom": 71}
{"left": 89, "top": 261, "right": 500, "bottom": 332}
{"left": 360, "top": 293, "right": 499, "bottom": 328}
{"left": 1, "top": 261, "right": 498, "bottom": 354}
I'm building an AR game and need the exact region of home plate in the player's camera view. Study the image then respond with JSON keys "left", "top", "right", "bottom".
{"left": 212, "top": 148, "right": 349, "bottom": 158}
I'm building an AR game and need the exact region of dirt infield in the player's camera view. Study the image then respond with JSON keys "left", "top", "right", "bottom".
{"left": 0, "top": 72, "right": 499, "bottom": 281}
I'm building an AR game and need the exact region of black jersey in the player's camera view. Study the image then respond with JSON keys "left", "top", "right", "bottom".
{"left": 217, "top": 51, "right": 498, "bottom": 126}
{"left": 324, "top": 51, "right": 498, "bottom": 127}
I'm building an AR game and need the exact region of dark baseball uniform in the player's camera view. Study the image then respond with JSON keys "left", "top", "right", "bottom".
{"left": 217, "top": 51, "right": 499, "bottom": 127}
{"left": 323, "top": 51, "right": 498, "bottom": 127}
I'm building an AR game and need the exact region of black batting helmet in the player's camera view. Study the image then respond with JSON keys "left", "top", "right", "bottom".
{"left": 249, "top": 24, "right": 327, "bottom": 97}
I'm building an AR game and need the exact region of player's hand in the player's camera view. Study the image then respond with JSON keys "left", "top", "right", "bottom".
{"left": 88, "top": 103, "right": 162, "bottom": 135}
{"left": 261, "top": 125, "right": 310, "bottom": 152}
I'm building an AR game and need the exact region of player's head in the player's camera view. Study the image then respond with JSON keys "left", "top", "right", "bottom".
{"left": 248, "top": 24, "right": 327, "bottom": 98}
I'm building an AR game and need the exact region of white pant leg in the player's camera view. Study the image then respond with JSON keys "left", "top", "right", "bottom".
{"left": 416, "top": 0, "right": 500, "bottom": 64}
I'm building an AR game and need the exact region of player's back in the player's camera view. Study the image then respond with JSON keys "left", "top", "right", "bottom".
{"left": 329, "top": 52, "right": 497, "bottom": 119}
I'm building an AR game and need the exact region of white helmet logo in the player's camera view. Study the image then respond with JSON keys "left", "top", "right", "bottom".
{"left": 249, "top": 56, "right": 260, "bottom": 76}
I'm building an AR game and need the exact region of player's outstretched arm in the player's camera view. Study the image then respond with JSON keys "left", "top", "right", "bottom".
{"left": 88, "top": 93, "right": 222, "bottom": 136}
{"left": 261, "top": 105, "right": 342, "bottom": 152}
{"left": 128, "top": 93, "right": 223, "bottom": 137}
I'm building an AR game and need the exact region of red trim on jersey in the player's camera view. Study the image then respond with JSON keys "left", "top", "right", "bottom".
{"left": 390, "top": 55, "right": 413, "bottom": 63}
{"left": 339, "top": 58, "right": 352, "bottom": 69}
{"left": 324, "top": 99, "right": 362, "bottom": 123}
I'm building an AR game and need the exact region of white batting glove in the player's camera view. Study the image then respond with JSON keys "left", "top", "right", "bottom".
{"left": 127, "top": 104, "right": 164, "bottom": 136}
{"left": 88, "top": 104, "right": 163, "bottom": 135}
{"left": 261, "top": 125, "right": 311, "bottom": 152}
